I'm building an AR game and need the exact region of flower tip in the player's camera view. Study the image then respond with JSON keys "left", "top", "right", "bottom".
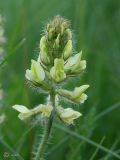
{"left": 12, "top": 104, "right": 19, "bottom": 110}
{"left": 86, "top": 84, "right": 90, "bottom": 89}
{"left": 80, "top": 50, "right": 82, "bottom": 55}
{"left": 12, "top": 105, "right": 29, "bottom": 113}
{"left": 25, "top": 69, "right": 32, "bottom": 81}
{"left": 81, "top": 84, "right": 90, "bottom": 90}
{"left": 57, "top": 107, "right": 82, "bottom": 125}
{"left": 80, "top": 94, "right": 88, "bottom": 103}
{"left": 78, "top": 112, "right": 82, "bottom": 117}
{"left": 31, "top": 59, "right": 35, "bottom": 64}
{"left": 18, "top": 114, "right": 25, "bottom": 120}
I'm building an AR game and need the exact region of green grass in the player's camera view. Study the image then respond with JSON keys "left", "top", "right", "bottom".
{"left": 0, "top": 0, "right": 120, "bottom": 159}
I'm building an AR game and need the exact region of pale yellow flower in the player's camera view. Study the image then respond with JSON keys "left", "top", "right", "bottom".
{"left": 38, "top": 104, "right": 53, "bottom": 117}
{"left": 12, "top": 104, "right": 53, "bottom": 120}
{"left": 12, "top": 105, "right": 33, "bottom": 120}
{"left": 50, "top": 58, "right": 66, "bottom": 82}
{"left": 65, "top": 51, "right": 86, "bottom": 74}
{"left": 57, "top": 106, "right": 82, "bottom": 125}
{"left": 25, "top": 60, "right": 45, "bottom": 84}
{"left": 40, "top": 36, "right": 51, "bottom": 65}
{"left": 57, "top": 85, "right": 89, "bottom": 103}
{"left": 62, "top": 40, "right": 72, "bottom": 60}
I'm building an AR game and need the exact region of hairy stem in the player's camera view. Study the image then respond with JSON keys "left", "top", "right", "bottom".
{"left": 35, "top": 91, "right": 55, "bottom": 160}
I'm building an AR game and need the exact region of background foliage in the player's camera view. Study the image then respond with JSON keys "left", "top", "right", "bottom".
{"left": 0, "top": 0, "right": 120, "bottom": 159}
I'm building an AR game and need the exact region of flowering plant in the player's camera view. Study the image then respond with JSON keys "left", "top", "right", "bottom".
{"left": 12, "top": 15, "right": 89, "bottom": 160}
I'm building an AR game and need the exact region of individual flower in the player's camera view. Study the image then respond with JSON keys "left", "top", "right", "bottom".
{"left": 57, "top": 106, "right": 82, "bottom": 125}
{"left": 25, "top": 60, "right": 45, "bottom": 84}
{"left": 36, "top": 104, "right": 53, "bottom": 117}
{"left": 53, "top": 34, "right": 60, "bottom": 49}
{"left": 65, "top": 51, "right": 86, "bottom": 75}
{"left": 12, "top": 104, "right": 53, "bottom": 120}
{"left": 57, "top": 85, "right": 89, "bottom": 103}
{"left": 50, "top": 58, "right": 66, "bottom": 82}
{"left": 62, "top": 40, "right": 72, "bottom": 60}
{"left": 40, "top": 36, "right": 52, "bottom": 65}
{"left": 12, "top": 105, "right": 33, "bottom": 120}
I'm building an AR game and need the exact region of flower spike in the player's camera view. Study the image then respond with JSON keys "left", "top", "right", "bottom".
{"left": 12, "top": 16, "right": 90, "bottom": 160}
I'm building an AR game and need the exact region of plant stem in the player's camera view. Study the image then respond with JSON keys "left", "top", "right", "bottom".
{"left": 35, "top": 91, "right": 55, "bottom": 160}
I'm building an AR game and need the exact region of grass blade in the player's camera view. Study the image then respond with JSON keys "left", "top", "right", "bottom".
{"left": 0, "top": 137, "right": 24, "bottom": 160}
{"left": 47, "top": 135, "right": 70, "bottom": 155}
{"left": 54, "top": 124, "right": 120, "bottom": 159}
{"left": 90, "top": 136, "right": 106, "bottom": 160}
{"left": 95, "top": 102, "right": 120, "bottom": 121}
{"left": 0, "top": 38, "right": 26, "bottom": 67}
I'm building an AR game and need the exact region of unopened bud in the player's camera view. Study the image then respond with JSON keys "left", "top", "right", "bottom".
{"left": 62, "top": 40, "right": 72, "bottom": 60}
{"left": 25, "top": 60, "right": 45, "bottom": 84}
{"left": 50, "top": 58, "right": 66, "bottom": 82}
{"left": 65, "top": 51, "right": 86, "bottom": 74}
{"left": 40, "top": 36, "right": 51, "bottom": 65}
{"left": 53, "top": 34, "right": 60, "bottom": 49}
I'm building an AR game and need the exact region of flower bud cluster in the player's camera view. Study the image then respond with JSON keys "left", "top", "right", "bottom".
{"left": 13, "top": 16, "right": 89, "bottom": 125}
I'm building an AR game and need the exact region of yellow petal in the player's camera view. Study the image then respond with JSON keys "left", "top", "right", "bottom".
{"left": 40, "top": 36, "right": 51, "bottom": 65}
{"left": 62, "top": 40, "right": 72, "bottom": 60}
{"left": 31, "top": 60, "right": 45, "bottom": 82}
{"left": 12, "top": 105, "right": 30, "bottom": 113}
{"left": 57, "top": 85, "right": 89, "bottom": 103}
{"left": 50, "top": 58, "right": 66, "bottom": 82}
{"left": 57, "top": 107, "right": 82, "bottom": 125}
{"left": 65, "top": 51, "right": 86, "bottom": 74}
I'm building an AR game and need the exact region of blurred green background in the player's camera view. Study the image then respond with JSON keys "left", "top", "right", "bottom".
{"left": 0, "top": 0, "right": 120, "bottom": 159}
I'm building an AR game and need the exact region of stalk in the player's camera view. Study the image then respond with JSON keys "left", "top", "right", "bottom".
{"left": 35, "top": 91, "right": 55, "bottom": 160}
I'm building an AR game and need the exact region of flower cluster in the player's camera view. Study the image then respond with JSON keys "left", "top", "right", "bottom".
{"left": 13, "top": 16, "right": 89, "bottom": 125}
